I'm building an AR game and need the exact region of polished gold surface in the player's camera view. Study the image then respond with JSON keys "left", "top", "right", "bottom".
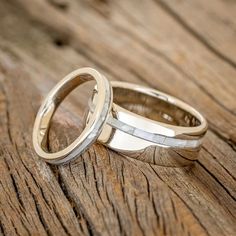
{"left": 93, "top": 82, "right": 208, "bottom": 167}
{"left": 34, "top": 69, "right": 208, "bottom": 166}
{"left": 33, "top": 68, "right": 112, "bottom": 164}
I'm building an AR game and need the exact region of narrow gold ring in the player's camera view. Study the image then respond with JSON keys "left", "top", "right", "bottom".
{"left": 32, "top": 68, "right": 112, "bottom": 164}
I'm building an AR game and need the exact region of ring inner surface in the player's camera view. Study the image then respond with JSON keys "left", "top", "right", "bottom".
{"left": 40, "top": 74, "right": 96, "bottom": 152}
{"left": 113, "top": 87, "right": 200, "bottom": 127}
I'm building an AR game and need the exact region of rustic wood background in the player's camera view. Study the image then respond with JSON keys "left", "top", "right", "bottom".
{"left": 0, "top": 0, "right": 236, "bottom": 235}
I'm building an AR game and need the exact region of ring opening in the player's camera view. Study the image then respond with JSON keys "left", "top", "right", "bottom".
{"left": 33, "top": 68, "right": 112, "bottom": 164}
{"left": 113, "top": 87, "right": 200, "bottom": 127}
{"left": 40, "top": 75, "right": 97, "bottom": 153}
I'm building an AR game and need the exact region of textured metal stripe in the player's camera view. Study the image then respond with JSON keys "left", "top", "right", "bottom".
{"left": 107, "top": 117, "right": 202, "bottom": 148}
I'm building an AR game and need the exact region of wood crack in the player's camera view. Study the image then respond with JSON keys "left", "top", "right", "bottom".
{"left": 0, "top": 220, "right": 6, "bottom": 236}
{"left": 1, "top": 86, "right": 13, "bottom": 145}
{"left": 55, "top": 169, "right": 93, "bottom": 236}
{"left": 202, "top": 147, "right": 236, "bottom": 182}
{"left": 207, "top": 124, "right": 236, "bottom": 152}
{"left": 27, "top": 185, "right": 51, "bottom": 236}
{"left": 134, "top": 198, "right": 145, "bottom": 236}
{"left": 68, "top": 163, "right": 100, "bottom": 235}
{"left": 154, "top": 0, "right": 236, "bottom": 69}
{"left": 149, "top": 164, "right": 211, "bottom": 236}
{"left": 2, "top": 156, "right": 25, "bottom": 210}
{"left": 196, "top": 161, "right": 236, "bottom": 204}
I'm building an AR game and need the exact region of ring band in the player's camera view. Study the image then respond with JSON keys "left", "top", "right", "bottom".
{"left": 89, "top": 81, "right": 208, "bottom": 167}
{"left": 32, "top": 68, "right": 112, "bottom": 164}
{"left": 33, "top": 68, "right": 207, "bottom": 167}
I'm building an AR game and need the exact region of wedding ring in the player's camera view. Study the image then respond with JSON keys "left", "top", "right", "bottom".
{"left": 32, "top": 68, "right": 112, "bottom": 164}
{"left": 89, "top": 81, "right": 208, "bottom": 166}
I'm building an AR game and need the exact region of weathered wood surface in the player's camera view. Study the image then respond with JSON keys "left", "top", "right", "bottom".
{"left": 0, "top": 0, "right": 236, "bottom": 235}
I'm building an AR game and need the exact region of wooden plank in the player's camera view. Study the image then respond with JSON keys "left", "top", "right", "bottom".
{"left": 0, "top": 0, "right": 236, "bottom": 235}
{"left": 7, "top": 0, "right": 236, "bottom": 143}
{"left": 156, "top": 0, "right": 236, "bottom": 66}
{"left": 0, "top": 64, "right": 89, "bottom": 235}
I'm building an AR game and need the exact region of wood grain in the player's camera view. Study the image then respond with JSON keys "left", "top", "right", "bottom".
{"left": 0, "top": 0, "right": 236, "bottom": 235}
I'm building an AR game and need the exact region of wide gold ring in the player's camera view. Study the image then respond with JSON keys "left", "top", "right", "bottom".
{"left": 88, "top": 81, "right": 208, "bottom": 167}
